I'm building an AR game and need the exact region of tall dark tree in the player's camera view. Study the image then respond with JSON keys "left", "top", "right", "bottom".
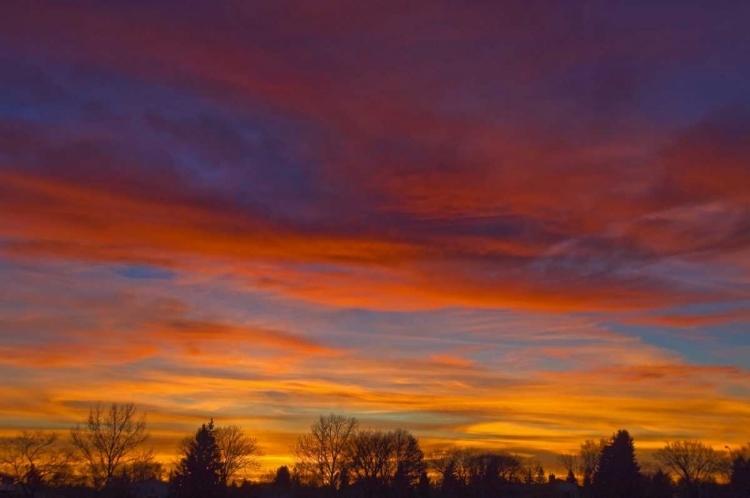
{"left": 592, "top": 430, "right": 642, "bottom": 498}
{"left": 557, "top": 453, "right": 579, "bottom": 483}
{"left": 348, "top": 429, "right": 393, "bottom": 496}
{"left": 347, "top": 427, "right": 425, "bottom": 496}
{"left": 470, "top": 452, "right": 523, "bottom": 495}
{"left": 392, "top": 463, "right": 411, "bottom": 498}
{"left": 339, "top": 464, "right": 351, "bottom": 493}
{"left": 417, "top": 471, "right": 431, "bottom": 498}
{"left": 273, "top": 465, "right": 292, "bottom": 488}
{"left": 730, "top": 447, "right": 750, "bottom": 498}
{"left": 566, "top": 469, "right": 578, "bottom": 484}
{"left": 440, "top": 460, "right": 461, "bottom": 498}
{"left": 643, "top": 469, "right": 675, "bottom": 498}
{"left": 390, "top": 429, "right": 426, "bottom": 487}
{"left": 580, "top": 439, "right": 604, "bottom": 491}
{"left": 171, "top": 420, "right": 223, "bottom": 498}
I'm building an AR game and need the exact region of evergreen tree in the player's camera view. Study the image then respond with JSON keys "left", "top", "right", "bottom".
{"left": 534, "top": 464, "right": 546, "bottom": 485}
{"left": 592, "top": 430, "right": 642, "bottom": 498}
{"left": 645, "top": 469, "right": 674, "bottom": 498}
{"left": 339, "top": 465, "right": 350, "bottom": 494}
{"left": 730, "top": 453, "right": 750, "bottom": 498}
{"left": 566, "top": 469, "right": 578, "bottom": 485}
{"left": 440, "top": 461, "right": 460, "bottom": 498}
{"left": 417, "top": 471, "right": 431, "bottom": 498}
{"left": 273, "top": 466, "right": 291, "bottom": 488}
{"left": 392, "top": 462, "right": 411, "bottom": 498}
{"left": 170, "top": 420, "right": 223, "bottom": 498}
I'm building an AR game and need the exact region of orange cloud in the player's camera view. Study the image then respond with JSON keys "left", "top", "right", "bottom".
{"left": 625, "top": 309, "right": 750, "bottom": 329}
{"left": 144, "top": 320, "right": 339, "bottom": 356}
{"left": 3, "top": 167, "right": 726, "bottom": 315}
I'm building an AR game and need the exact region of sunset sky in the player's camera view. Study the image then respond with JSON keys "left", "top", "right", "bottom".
{"left": 1, "top": 1, "right": 749, "bottom": 471}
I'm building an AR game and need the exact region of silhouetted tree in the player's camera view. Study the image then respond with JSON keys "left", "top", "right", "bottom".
{"left": 293, "top": 414, "right": 358, "bottom": 489}
{"left": 536, "top": 467, "right": 546, "bottom": 485}
{"left": 0, "top": 431, "right": 70, "bottom": 498}
{"left": 118, "top": 449, "right": 163, "bottom": 483}
{"left": 439, "top": 459, "right": 461, "bottom": 498}
{"left": 643, "top": 468, "right": 675, "bottom": 498}
{"left": 70, "top": 402, "right": 149, "bottom": 490}
{"left": 591, "top": 430, "right": 641, "bottom": 498}
{"left": 557, "top": 453, "right": 579, "bottom": 481}
{"left": 392, "top": 463, "right": 411, "bottom": 498}
{"left": 523, "top": 459, "right": 546, "bottom": 485}
{"left": 215, "top": 425, "right": 260, "bottom": 485}
{"left": 580, "top": 439, "right": 604, "bottom": 490}
{"left": 729, "top": 446, "right": 750, "bottom": 498}
{"left": 470, "top": 452, "right": 508, "bottom": 495}
{"left": 339, "top": 464, "right": 351, "bottom": 493}
{"left": 348, "top": 429, "right": 393, "bottom": 495}
{"left": 273, "top": 465, "right": 291, "bottom": 488}
{"left": 390, "top": 429, "right": 425, "bottom": 487}
{"left": 431, "top": 448, "right": 523, "bottom": 498}
{"left": 566, "top": 469, "right": 578, "bottom": 484}
{"left": 431, "top": 448, "right": 468, "bottom": 496}
{"left": 491, "top": 452, "right": 524, "bottom": 484}
{"left": 347, "top": 428, "right": 425, "bottom": 496}
{"left": 171, "top": 420, "right": 223, "bottom": 498}
{"left": 524, "top": 465, "right": 534, "bottom": 485}
{"left": 654, "top": 440, "right": 726, "bottom": 498}
{"left": 417, "top": 471, "right": 431, "bottom": 498}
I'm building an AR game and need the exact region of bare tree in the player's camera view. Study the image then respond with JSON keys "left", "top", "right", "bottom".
{"left": 429, "top": 447, "right": 473, "bottom": 487}
{"left": 346, "top": 427, "right": 425, "bottom": 491}
{"left": 119, "top": 449, "right": 164, "bottom": 483}
{"left": 293, "top": 414, "right": 358, "bottom": 489}
{"left": 477, "top": 452, "right": 524, "bottom": 484}
{"left": 389, "top": 428, "right": 425, "bottom": 485}
{"left": 430, "top": 447, "right": 523, "bottom": 490}
{"left": 557, "top": 452, "right": 579, "bottom": 476}
{"left": 215, "top": 425, "right": 261, "bottom": 485}
{"left": 654, "top": 440, "right": 727, "bottom": 498}
{"left": 70, "top": 402, "right": 149, "bottom": 489}
{"left": 580, "top": 438, "right": 605, "bottom": 487}
{"left": 522, "top": 459, "right": 546, "bottom": 485}
{"left": 0, "top": 431, "right": 70, "bottom": 498}
{"left": 348, "top": 429, "right": 394, "bottom": 492}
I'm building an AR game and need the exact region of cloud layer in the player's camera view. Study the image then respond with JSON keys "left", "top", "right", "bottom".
{"left": 0, "top": 0, "right": 749, "bottom": 469}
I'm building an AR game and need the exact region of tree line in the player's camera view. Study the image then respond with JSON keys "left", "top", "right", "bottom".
{"left": 0, "top": 403, "right": 748, "bottom": 498}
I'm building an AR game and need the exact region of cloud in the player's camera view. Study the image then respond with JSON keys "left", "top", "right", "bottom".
{"left": 1, "top": 2, "right": 749, "bottom": 316}
{"left": 625, "top": 308, "right": 750, "bottom": 329}
{"left": 0, "top": 0, "right": 749, "bottom": 469}
{"left": 145, "top": 319, "right": 340, "bottom": 357}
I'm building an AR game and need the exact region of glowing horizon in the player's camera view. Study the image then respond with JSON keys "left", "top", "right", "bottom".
{"left": 0, "top": 0, "right": 749, "bottom": 476}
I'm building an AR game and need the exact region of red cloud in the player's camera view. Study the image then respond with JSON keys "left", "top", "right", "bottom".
{"left": 0, "top": 1, "right": 748, "bottom": 318}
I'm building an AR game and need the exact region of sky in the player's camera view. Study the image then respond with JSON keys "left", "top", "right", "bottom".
{"left": 0, "top": 0, "right": 749, "bottom": 471}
